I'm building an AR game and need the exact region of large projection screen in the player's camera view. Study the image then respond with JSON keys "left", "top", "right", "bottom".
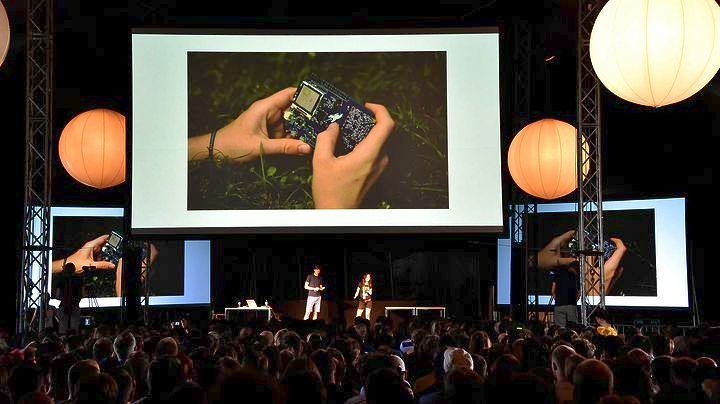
{"left": 131, "top": 29, "right": 503, "bottom": 234}
{"left": 496, "top": 198, "right": 689, "bottom": 308}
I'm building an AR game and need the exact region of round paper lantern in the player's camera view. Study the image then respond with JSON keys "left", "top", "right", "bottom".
{"left": 590, "top": 0, "right": 720, "bottom": 107}
{"left": 508, "top": 119, "right": 588, "bottom": 200}
{"left": 59, "top": 109, "right": 126, "bottom": 189}
{"left": 0, "top": 1, "right": 9, "bottom": 68}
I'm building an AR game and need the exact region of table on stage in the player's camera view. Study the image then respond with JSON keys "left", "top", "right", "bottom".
{"left": 384, "top": 306, "right": 446, "bottom": 318}
{"left": 224, "top": 307, "right": 273, "bottom": 322}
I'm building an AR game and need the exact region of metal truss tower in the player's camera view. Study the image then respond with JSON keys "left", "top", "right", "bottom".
{"left": 509, "top": 16, "right": 537, "bottom": 322}
{"left": 17, "top": 0, "right": 54, "bottom": 339}
{"left": 577, "top": 0, "right": 607, "bottom": 325}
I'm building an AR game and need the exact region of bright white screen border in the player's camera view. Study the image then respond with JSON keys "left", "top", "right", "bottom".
{"left": 131, "top": 30, "right": 503, "bottom": 234}
{"left": 497, "top": 198, "right": 689, "bottom": 308}
{"left": 49, "top": 207, "right": 211, "bottom": 308}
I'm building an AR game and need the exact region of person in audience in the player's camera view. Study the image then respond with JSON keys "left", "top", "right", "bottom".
{"left": 135, "top": 357, "right": 185, "bottom": 403}
{"left": 574, "top": 359, "right": 614, "bottom": 404}
{"left": 365, "top": 368, "right": 413, "bottom": 404}
{"left": 113, "top": 332, "right": 136, "bottom": 365}
{"left": 506, "top": 372, "right": 553, "bottom": 404}
{"left": 564, "top": 353, "right": 585, "bottom": 384}
{"left": 155, "top": 337, "right": 179, "bottom": 358}
{"left": 281, "top": 356, "right": 325, "bottom": 404}
{"left": 66, "top": 359, "right": 101, "bottom": 402}
{"left": 48, "top": 353, "right": 77, "bottom": 401}
{"left": 76, "top": 373, "right": 117, "bottom": 404}
{"left": 442, "top": 348, "right": 473, "bottom": 374}
{"left": 108, "top": 367, "right": 134, "bottom": 404}
{"left": 611, "top": 355, "right": 652, "bottom": 404}
{"left": 4, "top": 308, "right": 720, "bottom": 404}
{"left": 93, "top": 338, "right": 114, "bottom": 369}
{"left": 551, "top": 345, "right": 576, "bottom": 404}
{"left": 215, "top": 369, "right": 279, "bottom": 404}
{"left": 7, "top": 364, "right": 44, "bottom": 402}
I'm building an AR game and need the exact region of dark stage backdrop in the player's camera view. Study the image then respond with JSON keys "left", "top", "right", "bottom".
{"left": 212, "top": 238, "right": 496, "bottom": 321}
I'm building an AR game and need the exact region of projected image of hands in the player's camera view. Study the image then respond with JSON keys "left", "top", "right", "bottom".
{"left": 187, "top": 52, "right": 449, "bottom": 210}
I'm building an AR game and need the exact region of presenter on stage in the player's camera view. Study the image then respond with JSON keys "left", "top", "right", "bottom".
{"left": 304, "top": 264, "right": 325, "bottom": 320}
{"left": 353, "top": 273, "right": 373, "bottom": 320}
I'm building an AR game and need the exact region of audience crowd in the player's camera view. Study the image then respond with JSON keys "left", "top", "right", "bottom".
{"left": 0, "top": 311, "right": 719, "bottom": 404}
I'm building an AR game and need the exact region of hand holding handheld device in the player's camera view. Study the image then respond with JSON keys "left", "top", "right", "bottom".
{"left": 284, "top": 74, "right": 376, "bottom": 153}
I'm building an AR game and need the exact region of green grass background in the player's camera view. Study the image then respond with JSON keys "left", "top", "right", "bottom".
{"left": 187, "top": 51, "right": 449, "bottom": 210}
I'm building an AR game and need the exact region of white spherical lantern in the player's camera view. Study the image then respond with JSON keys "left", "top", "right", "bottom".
{"left": 0, "top": 1, "right": 9, "bottom": 68}
{"left": 590, "top": 0, "right": 720, "bottom": 107}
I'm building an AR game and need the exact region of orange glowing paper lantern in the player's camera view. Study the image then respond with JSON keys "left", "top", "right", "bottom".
{"left": 59, "top": 109, "right": 126, "bottom": 189}
{"left": 507, "top": 119, "right": 588, "bottom": 200}
{"left": 0, "top": 1, "right": 9, "bottom": 68}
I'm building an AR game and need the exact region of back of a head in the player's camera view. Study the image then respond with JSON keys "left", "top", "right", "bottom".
{"left": 149, "top": 357, "right": 186, "bottom": 400}
{"left": 551, "top": 345, "right": 576, "bottom": 382}
{"left": 280, "top": 332, "right": 302, "bottom": 356}
{"left": 8, "top": 365, "right": 43, "bottom": 403}
{"left": 307, "top": 333, "right": 323, "bottom": 352}
{"left": 360, "top": 352, "right": 395, "bottom": 382}
{"left": 68, "top": 359, "right": 101, "bottom": 399}
{"left": 169, "top": 382, "right": 208, "bottom": 404}
{"left": 215, "top": 369, "right": 278, "bottom": 404}
{"left": 472, "top": 354, "right": 488, "bottom": 378}
{"left": 309, "top": 349, "right": 333, "bottom": 386}
{"left": 281, "top": 357, "right": 324, "bottom": 404}
{"left": 93, "top": 337, "right": 114, "bottom": 362}
{"left": 572, "top": 338, "right": 595, "bottom": 358}
{"left": 366, "top": 368, "right": 413, "bottom": 404}
{"left": 15, "top": 392, "right": 53, "bottom": 404}
{"left": 108, "top": 367, "right": 134, "bottom": 404}
{"left": 650, "top": 334, "right": 673, "bottom": 357}
{"left": 625, "top": 348, "right": 651, "bottom": 369}
{"left": 490, "top": 353, "right": 520, "bottom": 381}
{"left": 611, "top": 356, "right": 652, "bottom": 403}
{"left": 49, "top": 352, "right": 78, "bottom": 397}
{"left": 573, "top": 359, "right": 614, "bottom": 404}
{"left": 671, "top": 357, "right": 698, "bottom": 388}
{"left": 506, "top": 372, "right": 553, "bottom": 404}
{"left": 124, "top": 353, "right": 150, "bottom": 398}
{"left": 217, "top": 356, "right": 241, "bottom": 381}
{"left": 443, "top": 348, "right": 473, "bottom": 373}
{"left": 599, "top": 394, "right": 642, "bottom": 404}
{"left": 451, "top": 331, "right": 470, "bottom": 351}
{"left": 155, "top": 336, "right": 179, "bottom": 358}
{"left": 66, "top": 334, "right": 85, "bottom": 352}
{"left": 628, "top": 335, "right": 651, "bottom": 353}
{"left": 651, "top": 355, "right": 674, "bottom": 388}
{"left": 564, "top": 353, "right": 585, "bottom": 383}
{"left": 443, "top": 366, "right": 484, "bottom": 404}
{"left": 113, "top": 331, "right": 136, "bottom": 363}
{"left": 259, "top": 330, "right": 274, "bottom": 347}
{"left": 597, "top": 336, "right": 623, "bottom": 360}
{"left": 469, "top": 330, "right": 491, "bottom": 354}
{"left": 76, "top": 373, "right": 118, "bottom": 404}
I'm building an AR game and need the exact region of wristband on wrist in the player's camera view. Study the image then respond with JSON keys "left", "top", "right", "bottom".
{"left": 208, "top": 128, "right": 219, "bottom": 161}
